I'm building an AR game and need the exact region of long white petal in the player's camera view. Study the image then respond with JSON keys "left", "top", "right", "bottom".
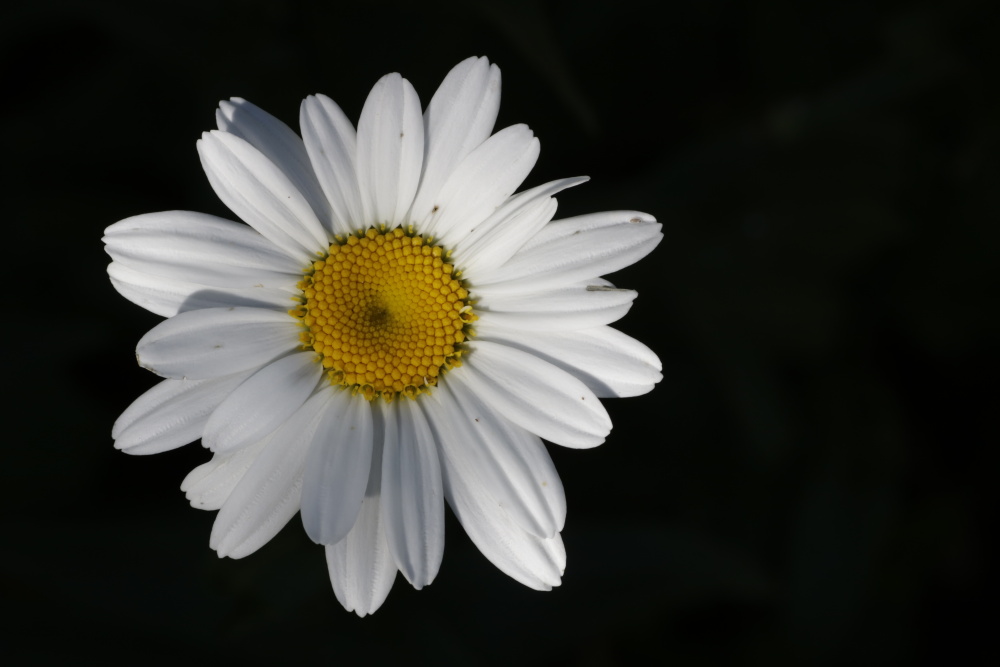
{"left": 459, "top": 341, "right": 611, "bottom": 448}
{"left": 135, "top": 307, "right": 300, "bottom": 380}
{"left": 299, "top": 94, "right": 364, "bottom": 234}
{"left": 434, "top": 411, "right": 565, "bottom": 590}
{"left": 380, "top": 398, "right": 444, "bottom": 589}
{"left": 355, "top": 73, "right": 424, "bottom": 225}
{"left": 473, "top": 214, "right": 662, "bottom": 291}
{"left": 300, "top": 390, "right": 374, "bottom": 545}
{"left": 408, "top": 56, "right": 501, "bottom": 226}
{"left": 210, "top": 390, "right": 330, "bottom": 558}
{"left": 197, "top": 130, "right": 329, "bottom": 262}
{"left": 107, "top": 262, "right": 293, "bottom": 318}
{"left": 426, "top": 125, "right": 540, "bottom": 244}
{"left": 104, "top": 211, "right": 301, "bottom": 289}
{"left": 428, "top": 380, "right": 565, "bottom": 538}
{"left": 475, "top": 285, "right": 637, "bottom": 331}
{"left": 181, "top": 438, "right": 270, "bottom": 511}
{"left": 202, "top": 352, "right": 321, "bottom": 453}
{"left": 478, "top": 326, "right": 662, "bottom": 398}
{"left": 216, "top": 97, "right": 334, "bottom": 232}
{"left": 521, "top": 210, "right": 659, "bottom": 250}
{"left": 456, "top": 177, "right": 586, "bottom": 275}
{"left": 325, "top": 415, "right": 397, "bottom": 617}
{"left": 113, "top": 371, "right": 252, "bottom": 455}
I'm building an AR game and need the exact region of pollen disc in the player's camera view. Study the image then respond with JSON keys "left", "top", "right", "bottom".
{"left": 291, "top": 227, "right": 476, "bottom": 400}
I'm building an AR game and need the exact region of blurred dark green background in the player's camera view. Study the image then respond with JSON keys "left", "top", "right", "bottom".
{"left": 3, "top": 0, "right": 994, "bottom": 664}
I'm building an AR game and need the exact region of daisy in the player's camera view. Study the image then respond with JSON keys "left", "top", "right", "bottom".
{"left": 104, "top": 56, "right": 662, "bottom": 616}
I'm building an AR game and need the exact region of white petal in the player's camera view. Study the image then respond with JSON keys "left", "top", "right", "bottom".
{"left": 459, "top": 340, "right": 611, "bottom": 448}
{"left": 428, "top": 380, "right": 565, "bottom": 538}
{"left": 210, "top": 390, "right": 330, "bottom": 559}
{"left": 300, "top": 389, "right": 374, "bottom": 545}
{"left": 325, "top": 424, "right": 397, "bottom": 617}
{"left": 181, "top": 438, "right": 269, "bottom": 510}
{"left": 473, "top": 213, "right": 662, "bottom": 291}
{"left": 522, "top": 210, "right": 659, "bottom": 251}
{"left": 216, "top": 97, "right": 334, "bottom": 232}
{"left": 104, "top": 211, "right": 300, "bottom": 289}
{"left": 299, "top": 94, "right": 364, "bottom": 234}
{"left": 355, "top": 73, "right": 424, "bottom": 225}
{"left": 136, "top": 307, "right": 300, "bottom": 380}
{"left": 202, "top": 352, "right": 321, "bottom": 453}
{"left": 408, "top": 56, "right": 501, "bottom": 226}
{"left": 436, "top": 422, "right": 564, "bottom": 590}
{"left": 380, "top": 399, "right": 444, "bottom": 589}
{"left": 107, "top": 262, "right": 293, "bottom": 318}
{"left": 548, "top": 531, "right": 567, "bottom": 573}
{"left": 478, "top": 326, "right": 662, "bottom": 398}
{"left": 459, "top": 196, "right": 557, "bottom": 274}
{"left": 113, "top": 372, "right": 252, "bottom": 455}
{"left": 476, "top": 285, "right": 637, "bottom": 331}
{"left": 456, "top": 177, "right": 586, "bottom": 274}
{"left": 426, "top": 125, "right": 540, "bottom": 245}
{"left": 197, "top": 130, "right": 329, "bottom": 262}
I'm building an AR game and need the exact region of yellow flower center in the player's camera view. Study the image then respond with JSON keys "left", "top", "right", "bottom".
{"left": 290, "top": 227, "right": 476, "bottom": 401}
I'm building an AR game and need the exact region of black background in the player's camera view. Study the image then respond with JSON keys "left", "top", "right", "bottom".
{"left": 3, "top": 0, "right": 995, "bottom": 664}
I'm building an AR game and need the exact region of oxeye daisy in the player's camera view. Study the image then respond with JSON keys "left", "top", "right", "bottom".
{"left": 104, "top": 56, "right": 663, "bottom": 616}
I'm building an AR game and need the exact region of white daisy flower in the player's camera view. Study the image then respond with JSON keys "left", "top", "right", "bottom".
{"left": 104, "top": 56, "right": 662, "bottom": 616}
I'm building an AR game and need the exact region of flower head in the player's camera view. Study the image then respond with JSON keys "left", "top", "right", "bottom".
{"left": 105, "top": 56, "right": 662, "bottom": 616}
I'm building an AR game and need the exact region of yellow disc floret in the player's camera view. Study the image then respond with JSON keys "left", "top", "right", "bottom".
{"left": 290, "top": 227, "right": 476, "bottom": 401}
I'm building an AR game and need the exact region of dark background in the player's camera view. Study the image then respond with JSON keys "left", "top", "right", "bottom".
{"left": 3, "top": 0, "right": 994, "bottom": 664}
